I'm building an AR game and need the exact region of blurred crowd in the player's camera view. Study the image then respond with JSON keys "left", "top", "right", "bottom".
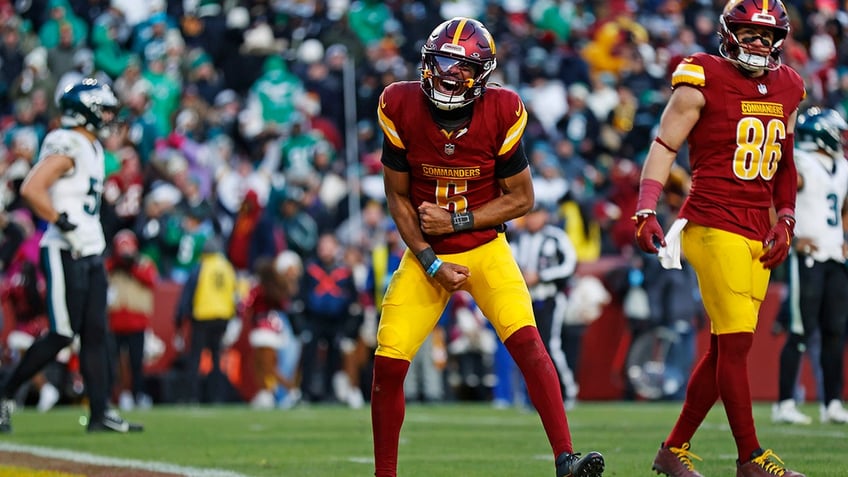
{"left": 0, "top": 0, "right": 846, "bottom": 409}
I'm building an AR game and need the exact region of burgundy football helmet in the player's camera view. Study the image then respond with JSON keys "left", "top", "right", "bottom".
{"left": 719, "top": 0, "right": 790, "bottom": 72}
{"left": 420, "top": 17, "right": 497, "bottom": 110}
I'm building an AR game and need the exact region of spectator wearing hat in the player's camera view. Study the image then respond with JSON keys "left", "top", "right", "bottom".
{"left": 239, "top": 55, "right": 304, "bottom": 140}
{"left": 106, "top": 229, "right": 158, "bottom": 411}
{"left": 206, "top": 88, "right": 242, "bottom": 143}
{"left": 90, "top": 13, "right": 134, "bottom": 80}
{"left": 38, "top": 0, "right": 88, "bottom": 49}
{"left": 347, "top": 0, "right": 394, "bottom": 48}
{"left": 120, "top": 79, "right": 161, "bottom": 166}
{"left": 132, "top": 9, "right": 175, "bottom": 59}
{"left": 186, "top": 49, "right": 224, "bottom": 106}
{"left": 250, "top": 186, "right": 318, "bottom": 265}
{"left": 91, "top": 3, "right": 132, "bottom": 48}
{"left": 142, "top": 42, "right": 180, "bottom": 136}
{"left": 174, "top": 236, "right": 237, "bottom": 403}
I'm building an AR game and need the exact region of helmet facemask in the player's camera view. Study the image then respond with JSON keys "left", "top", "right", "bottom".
{"left": 420, "top": 17, "right": 497, "bottom": 111}
{"left": 719, "top": 24, "right": 785, "bottom": 72}
{"left": 718, "top": 0, "right": 790, "bottom": 73}
{"left": 422, "top": 53, "right": 493, "bottom": 110}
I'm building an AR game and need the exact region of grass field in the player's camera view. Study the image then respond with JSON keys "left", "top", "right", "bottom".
{"left": 0, "top": 401, "right": 844, "bottom": 476}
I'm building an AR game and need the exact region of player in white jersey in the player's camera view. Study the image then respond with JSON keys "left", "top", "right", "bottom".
{"left": 773, "top": 107, "right": 848, "bottom": 425}
{"left": 0, "top": 79, "right": 142, "bottom": 433}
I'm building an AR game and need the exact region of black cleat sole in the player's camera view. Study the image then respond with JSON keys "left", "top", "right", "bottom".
{"left": 575, "top": 452, "right": 605, "bottom": 477}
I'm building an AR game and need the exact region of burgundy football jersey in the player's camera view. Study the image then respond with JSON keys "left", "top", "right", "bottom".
{"left": 672, "top": 53, "right": 805, "bottom": 240}
{"left": 378, "top": 82, "right": 527, "bottom": 254}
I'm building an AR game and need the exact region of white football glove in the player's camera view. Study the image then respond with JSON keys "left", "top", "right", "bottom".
{"left": 63, "top": 229, "right": 85, "bottom": 258}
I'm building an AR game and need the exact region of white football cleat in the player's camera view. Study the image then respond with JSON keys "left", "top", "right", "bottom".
{"left": 37, "top": 382, "right": 60, "bottom": 413}
{"left": 250, "top": 390, "right": 275, "bottom": 410}
{"left": 820, "top": 400, "right": 848, "bottom": 424}
{"left": 771, "top": 399, "right": 812, "bottom": 425}
{"left": 118, "top": 390, "right": 134, "bottom": 412}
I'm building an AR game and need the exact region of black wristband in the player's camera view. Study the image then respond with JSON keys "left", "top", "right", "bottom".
{"left": 415, "top": 247, "right": 437, "bottom": 270}
{"left": 451, "top": 211, "right": 474, "bottom": 232}
{"left": 54, "top": 212, "right": 77, "bottom": 232}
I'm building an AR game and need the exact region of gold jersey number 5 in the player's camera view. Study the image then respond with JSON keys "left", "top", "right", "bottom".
{"left": 436, "top": 179, "right": 469, "bottom": 213}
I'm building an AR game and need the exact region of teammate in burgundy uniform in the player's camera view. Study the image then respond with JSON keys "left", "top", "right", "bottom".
{"left": 634, "top": 1, "right": 805, "bottom": 476}
{"left": 373, "top": 17, "right": 604, "bottom": 477}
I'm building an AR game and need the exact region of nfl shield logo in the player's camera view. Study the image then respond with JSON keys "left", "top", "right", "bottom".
{"left": 444, "top": 143, "right": 456, "bottom": 155}
{"left": 758, "top": 84, "right": 767, "bottom": 95}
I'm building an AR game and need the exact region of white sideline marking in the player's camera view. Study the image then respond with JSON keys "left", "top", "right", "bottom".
{"left": 0, "top": 442, "right": 252, "bottom": 477}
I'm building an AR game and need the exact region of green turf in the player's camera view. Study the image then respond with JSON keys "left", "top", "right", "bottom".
{"left": 0, "top": 401, "right": 844, "bottom": 476}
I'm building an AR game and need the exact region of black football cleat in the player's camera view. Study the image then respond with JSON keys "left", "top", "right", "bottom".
{"left": 87, "top": 409, "right": 144, "bottom": 433}
{"left": 556, "top": 450, "right": 605, "bottom": 477}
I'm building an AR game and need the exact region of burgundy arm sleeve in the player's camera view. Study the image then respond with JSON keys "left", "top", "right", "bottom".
{"left": 772, "top": 133, "right": 797, "bottom": 214}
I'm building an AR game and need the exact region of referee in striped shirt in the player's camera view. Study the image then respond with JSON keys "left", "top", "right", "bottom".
{"left": 511, "top": 205, "right": 579, "bottom": 405}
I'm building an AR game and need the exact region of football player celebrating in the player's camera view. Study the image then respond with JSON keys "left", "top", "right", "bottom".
{"left": 772, "top": 107, "right": 848, "bottom": 426}
{"left": 633, "top": 1, "right": 805, "bottom": 476}
{"left": 373, "top": 17, "right": 604, "bottom": 477}
{"left": 0, "top": 79, "right": 142, "bottom": 433}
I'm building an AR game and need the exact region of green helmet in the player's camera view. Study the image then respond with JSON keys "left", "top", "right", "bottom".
{"left": 59, "top": 78, "right": 120, "bottom": 131}
{"left": 796, "top": 106, "right": 848, "bottom": 157}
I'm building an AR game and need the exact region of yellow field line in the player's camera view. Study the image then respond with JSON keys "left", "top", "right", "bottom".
{"left": 0, "top": 466, "right": 85, "bottom": 477}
